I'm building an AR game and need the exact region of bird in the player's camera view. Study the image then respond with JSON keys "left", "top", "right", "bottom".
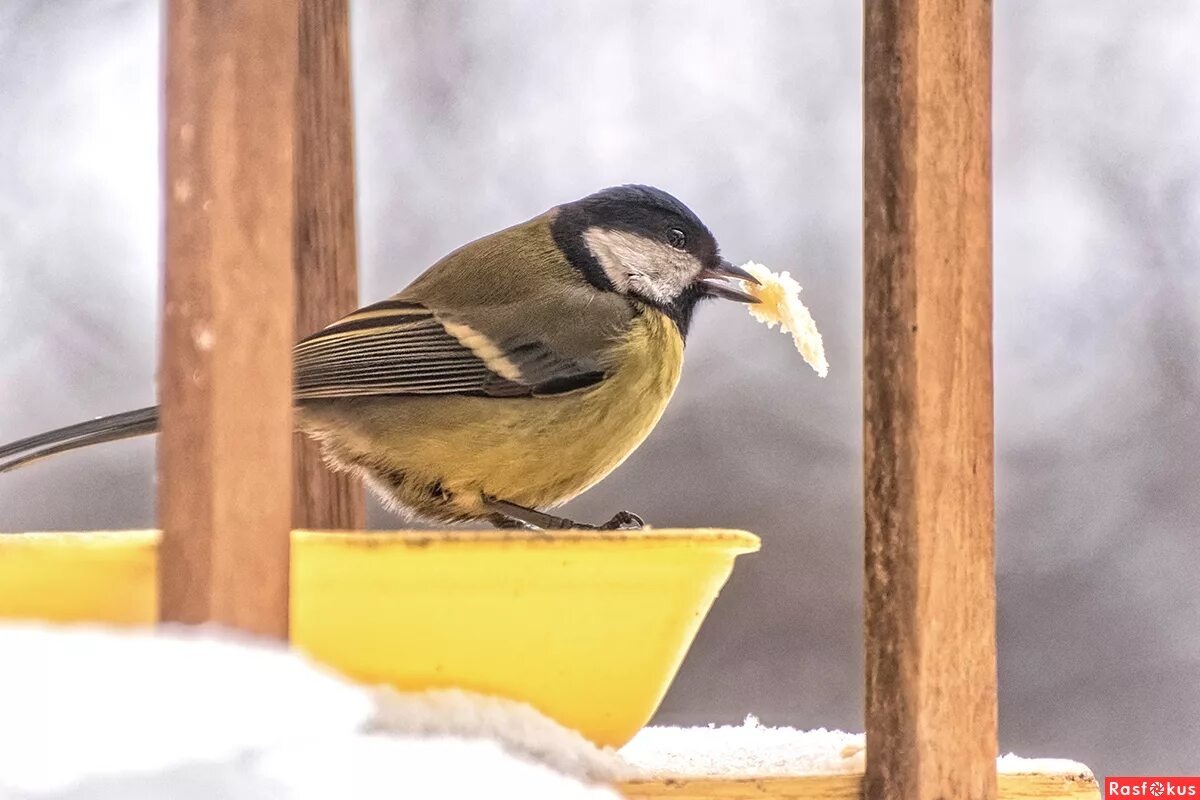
{"left": 0, "top": 185, "right": 759, "bottom": 530}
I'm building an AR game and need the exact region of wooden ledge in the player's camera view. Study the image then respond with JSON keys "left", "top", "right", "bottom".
{"left": 618, "top": 771, "right": 1100, "bottom": 799}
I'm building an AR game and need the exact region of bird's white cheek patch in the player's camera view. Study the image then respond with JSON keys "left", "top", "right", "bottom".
{"left": 582, "top": 231, "right": 630, "bottom": 294}
{"left": 582, "top": 227, "right": 700, "bottom": 303}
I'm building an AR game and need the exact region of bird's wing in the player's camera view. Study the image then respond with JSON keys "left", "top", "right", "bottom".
{"left": 292, "top": 298, "right": 609, "bottom": 400}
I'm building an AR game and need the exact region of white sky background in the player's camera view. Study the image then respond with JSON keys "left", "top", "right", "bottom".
{"left": 0, "top": 0, "right": 1197, "bottom": 778}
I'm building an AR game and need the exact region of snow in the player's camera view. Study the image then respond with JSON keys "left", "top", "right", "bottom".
{"left": 0, "top": 623, "right": 1092, "bottom": 798}
{"left": 619, "top": 716, "right": 866, "bottom": 778}
{"left": 0, "top": 624, "right": 616, "bottom": 799}
{"left": 619, "top": 717, "right": 1096, "bottom": 781}
{"left": 0, "top": 624, "right": 372, "bottom": 794}
{"left": 253, "top": 735, "right": 618, "bottom": 800}
{"left": 997, "top": 753, "right": 1095, "bottom": 778}
{"left": 17, "top": 735, "right": 618, "bottom": 800}
{"left": 371, "top": 687, "right": 626, "bottom": 782}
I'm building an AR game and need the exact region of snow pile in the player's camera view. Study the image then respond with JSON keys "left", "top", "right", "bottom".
{"left": 619, "top": 717, "right": 1095, "bottom": 781}
{"left": 372, "top": 687, "right": 625, "bottom": 782}
{"left": 0, "top": 624, "right": 372, "bottom": 793}
{"left": 997, "top": 753, "right": 1095, "bottom": 779}
{"left": 0, "top": 624, "right": 616, "bottom": 800}
{"left": 620, "top": 716, "right": 865, "bottom": 778}
{"left": 253, "top": 736, "right": 618, "bottom": 800}
{"left": 0, "top": 623, "right": 1093, "bottom": 798}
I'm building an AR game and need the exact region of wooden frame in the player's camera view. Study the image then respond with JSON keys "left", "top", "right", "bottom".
{"left": 293, "top": 0, "right": 365, "bottom": 531}
{"left": 862, "top": 1, "right": 998, "bottom": 798}
{"left": 149, "top": 1, "right": 1095, "bottom": 798}
{"left": 159, "top": 0, "right": 298, "bottom": 635}
{"left": 620, "top": 773, "right": 1098, "bottom": 799}
{"left": 159, "top": 0, "right": 361, "bottom": 635}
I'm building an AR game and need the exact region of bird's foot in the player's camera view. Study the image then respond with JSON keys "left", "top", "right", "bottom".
{"left": 544, "top": 513, "right": 648, "bottom": 532}
{"left": 597, "top": 510, "right": 645, "bottom": 530}
{"left": 487, "top": 513, "right": 538, "bottom": 530}
{"left": 483, "top": 497, "right": 646, "bottom": 531}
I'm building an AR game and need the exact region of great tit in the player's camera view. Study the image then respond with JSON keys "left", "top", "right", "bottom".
{"left": 0, "top": 185, "right": 759, "bottom": 529}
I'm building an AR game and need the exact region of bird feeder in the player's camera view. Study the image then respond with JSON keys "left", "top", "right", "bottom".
{"left": 0, "top": 0, "right": 1101, "bottom": 798}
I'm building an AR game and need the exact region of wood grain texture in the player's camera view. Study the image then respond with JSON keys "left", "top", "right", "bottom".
{"left": 863, "top": 1, "right": 996, "bottom": 799}
{"left": 159, "top": 0, "right": 298, "bottom": 637}
{"left": 619, "top": 772, "right": 1099, "bottom": 800}
{"left": 293, "top": 0, "right": 365, "bottom": 530}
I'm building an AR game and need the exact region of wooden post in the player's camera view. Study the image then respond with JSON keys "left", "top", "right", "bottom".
{"left": 863, "top": 1, "right": 997, "bottom": 799}
{"left": 159, "top": 0, "right": 298, "bottom": 637}
{"left": 293, "top": 0, "right": 365, "bottom": 531}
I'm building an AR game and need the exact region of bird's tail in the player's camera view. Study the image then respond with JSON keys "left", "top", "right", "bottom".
{"left": 0, "top": 407, "right": 160, "bottom": 474}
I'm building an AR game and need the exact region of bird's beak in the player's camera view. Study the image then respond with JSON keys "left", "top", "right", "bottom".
{"left": 699, "top": 259, "right": 761, "bottom": 303}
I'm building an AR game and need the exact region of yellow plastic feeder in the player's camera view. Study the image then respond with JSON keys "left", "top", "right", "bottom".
{"left": 0, "top": 531, "right": 159, "bottom": 624}
{"left": 0, "top": 527, "right": 758, "bottom": 748}
{"left": 291, "top": 528, "right": 759, "bottom": 747}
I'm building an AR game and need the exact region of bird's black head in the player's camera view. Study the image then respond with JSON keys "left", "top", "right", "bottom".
{"left": 550, "top": 185, "right": 758, "bottom": 337}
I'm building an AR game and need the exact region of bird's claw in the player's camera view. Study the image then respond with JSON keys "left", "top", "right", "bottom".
{"left": 483, "top": 497, "right": 645, "bottom": 530}
{"left": 598, "top": 510, "right": 645, "bottom": 530}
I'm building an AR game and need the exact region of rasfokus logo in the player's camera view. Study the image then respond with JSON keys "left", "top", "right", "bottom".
{"left": 1107, "top": 777, "right": 1200, "bottom": 797}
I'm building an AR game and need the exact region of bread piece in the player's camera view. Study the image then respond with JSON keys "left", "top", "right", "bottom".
{"left": 740, "top": 262, "right": 828, "bottom": 378}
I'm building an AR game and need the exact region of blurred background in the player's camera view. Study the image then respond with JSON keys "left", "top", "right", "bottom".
{"left": 1, "top": 0, "right": 1197, "bottom": 779}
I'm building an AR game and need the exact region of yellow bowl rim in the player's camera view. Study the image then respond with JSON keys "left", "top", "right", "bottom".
{"left": 294, "top": 527, "right": 761, "bottom": 553}
{"left": 0, "top": 530, "right": 161, "bottom": 547}
{"left": 1, "top": 528, "right": 761, "bottom": 555}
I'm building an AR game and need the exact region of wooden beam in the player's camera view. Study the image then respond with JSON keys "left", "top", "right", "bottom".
{"left": 293, "top": 0, "right": 365, "bottom": 531}
{"left": 159, "top": 0, "right": 298, "bottom": 637}
{"left": 862, "top": 1, "right": 996, "bottom": 799}
{"left": 619, "top": 771, "right": 1100, "bottom": 800}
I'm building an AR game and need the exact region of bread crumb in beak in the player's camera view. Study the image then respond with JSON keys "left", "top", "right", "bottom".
{"left": 738, "top": 262, "right": 829, "bottom": 378}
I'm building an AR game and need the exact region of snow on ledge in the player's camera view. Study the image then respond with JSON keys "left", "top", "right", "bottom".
{"left": 997, "top": 753, "right": 1095, "bottom": 779}
{"left": 371, "top": 687, "right": 627, "bottom": 781}
{"left": 0, "top": 623, "right": 1094, "bottom": 798}
{"left": 619, "top": 717, "right": 1094, "bottom": 781}
{"left": 372, "top": 699, "right": 1097, "bottom": 785}
{"left": 619, "top": 717, "right": 866, "bottom": 778}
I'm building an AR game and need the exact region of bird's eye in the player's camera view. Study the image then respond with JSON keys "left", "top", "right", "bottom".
{"left": 667, "top": 228, "right": 687, "bottom": 249}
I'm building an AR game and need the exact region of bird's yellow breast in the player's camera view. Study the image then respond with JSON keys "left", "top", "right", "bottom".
{"left": 300, "top": 308, "right": 685, "bottom": 519}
